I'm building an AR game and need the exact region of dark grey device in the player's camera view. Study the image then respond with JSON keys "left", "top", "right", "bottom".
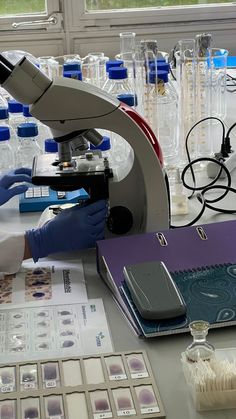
{"left": 123, "top": 260, "right": 186, "bottom": 320}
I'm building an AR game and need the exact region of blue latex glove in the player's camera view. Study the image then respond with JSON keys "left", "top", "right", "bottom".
{"left": 26, "top": 200, "right": 107, "bottom": 262}
{"left": 0, "top": 168, "right": 32, "bottom": 206}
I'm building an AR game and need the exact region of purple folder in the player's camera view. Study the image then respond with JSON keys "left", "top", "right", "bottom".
{"left": 97, "top": 220, "right": 236, "bottom": 289}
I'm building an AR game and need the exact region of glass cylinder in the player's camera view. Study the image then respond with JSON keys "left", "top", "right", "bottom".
{"left": 120, "top": 32, "right": 136, "bottom": 55}
{"left": 175, "top": 40, "right": 197, "bottom": 165}
{"left": 185, "top": 320, "right": 215, "bottom": 362}
{"left": 210, "top": 48, "right": 228, "bottom": 120}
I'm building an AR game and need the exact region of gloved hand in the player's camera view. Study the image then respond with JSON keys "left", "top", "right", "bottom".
{"left": 0, "top": 168, "right": 32, "bottom": 206}
{"left": 26, "top": 200, "right": 108, "bottom": 262}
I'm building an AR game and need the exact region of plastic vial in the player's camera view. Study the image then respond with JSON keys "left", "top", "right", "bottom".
{"left": 8, "top": 99, "right": 24, "bottom": 133}
{"left": 107, "top": 67, "right": 132, "bottom": 97}
{"left": 185, "top": 320, "right": 215, "bottom": 362}
{"left": 102, "top": 60, "right": 124, "bottom": 91}
{"left": 22, "top": 105, "right": 51, "bottom": 152}
{"left": 0, "top": 107, "right": 17, "bottom": 149}
{"left": 0, "top": 126, "right": 14, "bottom": 174}
{"left": 16, "top": 123, "right": 42, "bottom": 168}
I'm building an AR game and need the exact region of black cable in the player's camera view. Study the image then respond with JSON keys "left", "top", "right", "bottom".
{"left": 184, "top": 116, "right": 226, "bottom": 198}
{"left": 170, "top": 117, "right": 236, "bottom": 228}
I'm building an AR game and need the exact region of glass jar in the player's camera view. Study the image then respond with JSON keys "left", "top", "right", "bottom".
{"left": 185, "top": 320, "right": 215, "bottom": 362}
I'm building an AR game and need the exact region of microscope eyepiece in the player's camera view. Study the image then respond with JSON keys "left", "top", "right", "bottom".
{"left": 0, "top": 62, "right": 12, "bottom": 84}
{"left": 0, "top": 54, "right": 14, "bottom": 71}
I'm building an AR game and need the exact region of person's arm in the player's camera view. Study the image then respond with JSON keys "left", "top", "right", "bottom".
{"left": 0, "top": 200, "right": 107, "bottom": 275}
{"left": 23, "top": 235, "right": 32, "bottom": 261}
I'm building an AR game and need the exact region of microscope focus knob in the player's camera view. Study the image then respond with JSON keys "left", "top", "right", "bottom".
{"left": 107, "top": 206, "right": 133, "bottom": 235}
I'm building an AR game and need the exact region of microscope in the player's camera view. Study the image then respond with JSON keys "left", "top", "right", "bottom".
{"left": 0, "top": 54, "right": 170, "bottom": 235}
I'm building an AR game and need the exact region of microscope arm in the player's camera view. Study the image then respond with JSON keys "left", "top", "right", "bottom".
{"left": 0, "top": 55, "right": 170, "bottom": 232}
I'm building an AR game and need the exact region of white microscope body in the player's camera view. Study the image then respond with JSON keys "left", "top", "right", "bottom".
{"left": 0, "top": 55, "right": 170, "bottom": 235}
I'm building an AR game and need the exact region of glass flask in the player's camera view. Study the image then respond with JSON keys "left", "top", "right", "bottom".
{"left": 185, "top": 320, "right": 215, "bottom": 362}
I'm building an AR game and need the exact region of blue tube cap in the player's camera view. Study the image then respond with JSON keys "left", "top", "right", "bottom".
{"left": 44, "top": 138, "right": 58, "bottom": 153}
{"left": 117, "top": 93, "right": 137, "bottom": 107}
{"left": 0, "top": 126, "right": 10, "bottom": 141}
{"left": 23, "top": 105, "right": 32, "bottom": 117}
{"left": 17, "top": 122, "right": 38, "bottom": 138}
{"left": 108, "top": 67, "right": 128, "bottom": 80}
{"left": 149, "top": 70, "right": 168, "bottom": 84}
{"left": 150, "top": 61, "right": 170, "bottom": 73}
{"left": 106, "top": 60, "right": 124, "bottom": 72}
{"left": 8, "top": 100, "right": 23, "bottom": 113}
{"left": 0, "top": 108, "right": 9, "bottom": 119}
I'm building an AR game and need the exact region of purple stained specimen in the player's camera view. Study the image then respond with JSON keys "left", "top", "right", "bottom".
{"left": 24, "top": 407, "right": 39, "bottom": 418}
{"left": 32, "top": 268, "right": 45, "bottom": 275}
{"left": 47, "top": 399, "right": 62, "bottom": 416}
{"left": 59, "top": 310, "right": 71, "bottom": 316}
{"left": 37, "top": 333, "right": 47, "bottom": 338}
{"left": 60, "top": 330, "right": 73, "bottom": 336}
{"left": 0, "top": 404, "right": 14, "bottom": 419}
{"left": 128, "top": 357, "right": 145, "bottom": 372}
{"left": 1, "top": 370, "right": 13, "bottom": 384}
{"left": 109, "top": 363, "right": 123, "bottom": 375}
{"left": 117, "top": 397, "right": 132, "bottom": 409}
{"left": 37, "top": 312, "right": 47, "bottom": 317}
{"left": 94, "top": 398, "right": 109, "bottom": 411}
{"left": 37, "top": 321, "right": 48, "bottom": 327}
{"left": 138, "top": 388, "right": 156, "bottom": 405}
{"left": 32, "top": 292, "right": 45, "bottom": 298}
{"left": 62, "top": 340, "right": 74, "bottom": 348}
{"left": 62, "top": 318, "right": 73, "bottom": 325}
{"left": 13, "top": 313, "right": 22, "bottom": 319}
{"left": 43, "top": 364, "right": 57, "bottom": 380}
{"left": 38, "top": 343, "right": 49, "bottom": 350}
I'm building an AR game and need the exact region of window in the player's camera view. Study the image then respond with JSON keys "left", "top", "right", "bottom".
{"left": 0, "top": 0, "right": 46, "bottom": 16}
{"left": 86, "top": 0, "right": 233, "bottom": 10}
{"left": 74, "top": 0, "right": 236, "bottom": 27}
{"left": 0, "top": 0, "right": 61, "bottom": 31}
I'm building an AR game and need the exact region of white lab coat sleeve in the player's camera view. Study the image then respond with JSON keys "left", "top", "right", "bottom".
{"left": 0, "top": 231, "right": 25, "bottom": 275}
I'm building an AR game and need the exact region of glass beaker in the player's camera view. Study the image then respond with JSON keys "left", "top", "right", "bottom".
{"left": 89, "top": 52, "right": 109, "bottom": 88}
{"left": 81, "top": 54, "right": 100, "bottom": 87}
{"left": 54, "top": 54, "right": 81, "bottom": 76}
{"left": 185, "top": 320, "right": 215, "bottom": 362}
{"left": 38, "top": 56, "right": 60, "bottom": 79}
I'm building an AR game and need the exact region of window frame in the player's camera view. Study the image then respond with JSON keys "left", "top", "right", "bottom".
{"left": 71, "top": 0, "right": 236, "bottom": 30}
{"left": 0, "top": 0, "right": 61, "bottom": 31}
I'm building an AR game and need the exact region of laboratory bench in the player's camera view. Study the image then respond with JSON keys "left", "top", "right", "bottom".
{"left": 1, "top": 91, "right": 236, "bottom": 419}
